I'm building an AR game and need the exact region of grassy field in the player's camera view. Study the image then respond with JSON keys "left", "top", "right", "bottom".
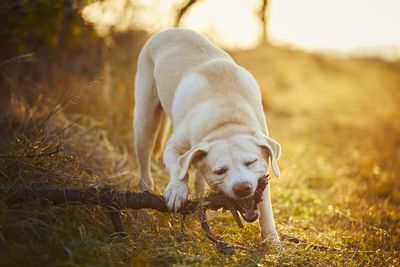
{"left": 0, "top": 32, "right": 399, "bottom": 266}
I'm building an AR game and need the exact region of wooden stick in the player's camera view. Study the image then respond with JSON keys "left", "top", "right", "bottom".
{"left": 3, "top": 176, "right": 341, "bottom": 255}
{"left": 4, "top": 176, "right": 270, "bottom": 255}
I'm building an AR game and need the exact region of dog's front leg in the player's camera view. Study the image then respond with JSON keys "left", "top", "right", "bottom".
{"left": 258, "top": 183, "right": 279, "bottom": 242}
{"left": 163, "top": 140, "right": 189, "bottom": 212}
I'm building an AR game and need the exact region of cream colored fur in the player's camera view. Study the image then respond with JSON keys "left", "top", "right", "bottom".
{"left": 134, "top": 29, "right": 281, "bottom": 241}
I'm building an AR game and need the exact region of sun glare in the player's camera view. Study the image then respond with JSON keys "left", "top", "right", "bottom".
{"left": 82, "top": 0, "right": 400, "bottom": 58}
{"left": 180, "top": 0, "right": 262, "bottom": 49}
{"left": 82, "top": 0, "right": 261, "bottom": 49}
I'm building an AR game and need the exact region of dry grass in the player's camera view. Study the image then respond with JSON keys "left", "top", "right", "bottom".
{"left": 0, "top": 32, "right": 399, "bottom": 266}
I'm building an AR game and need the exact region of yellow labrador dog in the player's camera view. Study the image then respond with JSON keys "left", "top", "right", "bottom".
{"left": 134, "top": 29, "right": 281, "bottom": 241}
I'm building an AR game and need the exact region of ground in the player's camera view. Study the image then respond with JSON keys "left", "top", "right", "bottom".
{"left": 0, "top": 33, "right": 399, "bottom": 266}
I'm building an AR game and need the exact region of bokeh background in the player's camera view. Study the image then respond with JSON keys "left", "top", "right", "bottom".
{"left": 0, "top": 0, "right": 399, "bottom": 266}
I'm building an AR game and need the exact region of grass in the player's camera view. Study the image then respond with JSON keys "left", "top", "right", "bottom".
{"left": 1, "top": 32, "right": 399, "bottom": 266}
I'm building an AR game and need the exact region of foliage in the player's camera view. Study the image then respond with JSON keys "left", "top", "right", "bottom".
{"left": 0, "top": 0, "right": 94, "bottom": 57}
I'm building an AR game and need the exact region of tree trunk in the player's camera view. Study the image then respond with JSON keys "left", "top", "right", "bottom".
{"left": 260, "top": 0, "right": 269, "bottom": 44}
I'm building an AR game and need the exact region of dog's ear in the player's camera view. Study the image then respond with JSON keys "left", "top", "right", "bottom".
{"left": 252, "top": 132, "right": 281, "bottom": 177}
{"left": 176, "top": 142, "right": 209, "bottom": 181}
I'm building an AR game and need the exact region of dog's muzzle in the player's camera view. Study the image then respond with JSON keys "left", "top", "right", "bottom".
{"left": 235, "top": 197, "right": 259, "bottom": 222}
{"left": 232, "top": 174, "right": 270, "bottom": 223}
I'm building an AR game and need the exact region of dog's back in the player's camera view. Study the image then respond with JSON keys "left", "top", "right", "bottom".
{"left": 138, "top": 29, "right": 233, "bottom": 116}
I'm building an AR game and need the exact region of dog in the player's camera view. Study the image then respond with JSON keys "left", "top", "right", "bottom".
{"left": 134, "top": 29, "right": 281, "bottom": 241}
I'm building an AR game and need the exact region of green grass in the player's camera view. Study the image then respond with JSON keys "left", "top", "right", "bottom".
{"left": 1, "top": 42, "right": 399, "bottom": 266}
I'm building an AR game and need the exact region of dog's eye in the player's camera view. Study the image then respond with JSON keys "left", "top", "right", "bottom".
{"left": 213, "top": 167, "right": 228, "bottom": 175}
{"left": 244, "top": 159, "right": 257, "bottom": 166}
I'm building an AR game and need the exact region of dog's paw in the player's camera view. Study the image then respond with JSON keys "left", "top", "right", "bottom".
{"left": 261, "top": 232, "right": 280, "bottom": 243}
{"left": 164, "top": 181, "right": 189, "bottom": 212}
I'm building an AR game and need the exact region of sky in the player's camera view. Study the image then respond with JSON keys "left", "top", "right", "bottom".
{"left": 269, "top": 0, "right": 400, "bottom": 59}
{"left": 82, "top": 0, "right": 400, "bottom": 59}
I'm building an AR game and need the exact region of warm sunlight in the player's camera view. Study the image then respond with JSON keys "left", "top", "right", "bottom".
{"left": 2, "top": 0, "right": 400, "bottom": 265}
{"left": 82, "top": 0, "right": 400, "bottom": 58}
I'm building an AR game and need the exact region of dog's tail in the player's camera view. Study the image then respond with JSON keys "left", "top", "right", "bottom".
{"left": 153, "top": 112, "right": 171, "bottom": 160}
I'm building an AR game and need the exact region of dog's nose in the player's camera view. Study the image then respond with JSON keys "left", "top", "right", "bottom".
{"left": 233, "top": 181, "right": 252, "bottom": 198}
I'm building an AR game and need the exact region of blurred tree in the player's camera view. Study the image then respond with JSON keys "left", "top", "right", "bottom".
{"left": 0, "top": 0, "right": 97, "bottom": 59}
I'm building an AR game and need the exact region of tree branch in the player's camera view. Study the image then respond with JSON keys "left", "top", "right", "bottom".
{"left": 3, "top": 175, "right": 339, "bottom": 254}
{"left": 175, "top": 0, "right": 198, "bottom": 27}
{"left": 4, "top": 175, "right": 270, "bottom": 255}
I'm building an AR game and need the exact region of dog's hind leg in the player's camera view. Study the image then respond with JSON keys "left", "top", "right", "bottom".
{"left": 134, "top": 48, "right": 162, "bottom": 192}
{"left": 153, "top": 112, "right": 171, "bottom": 161}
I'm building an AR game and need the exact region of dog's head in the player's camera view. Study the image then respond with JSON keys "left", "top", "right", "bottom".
{"left": 175, "top": 132, "right": 281, "bottom": 221}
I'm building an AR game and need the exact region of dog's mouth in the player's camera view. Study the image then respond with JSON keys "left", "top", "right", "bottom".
{"left": 235, "top": 196, "right": 259, "bottom": 222}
